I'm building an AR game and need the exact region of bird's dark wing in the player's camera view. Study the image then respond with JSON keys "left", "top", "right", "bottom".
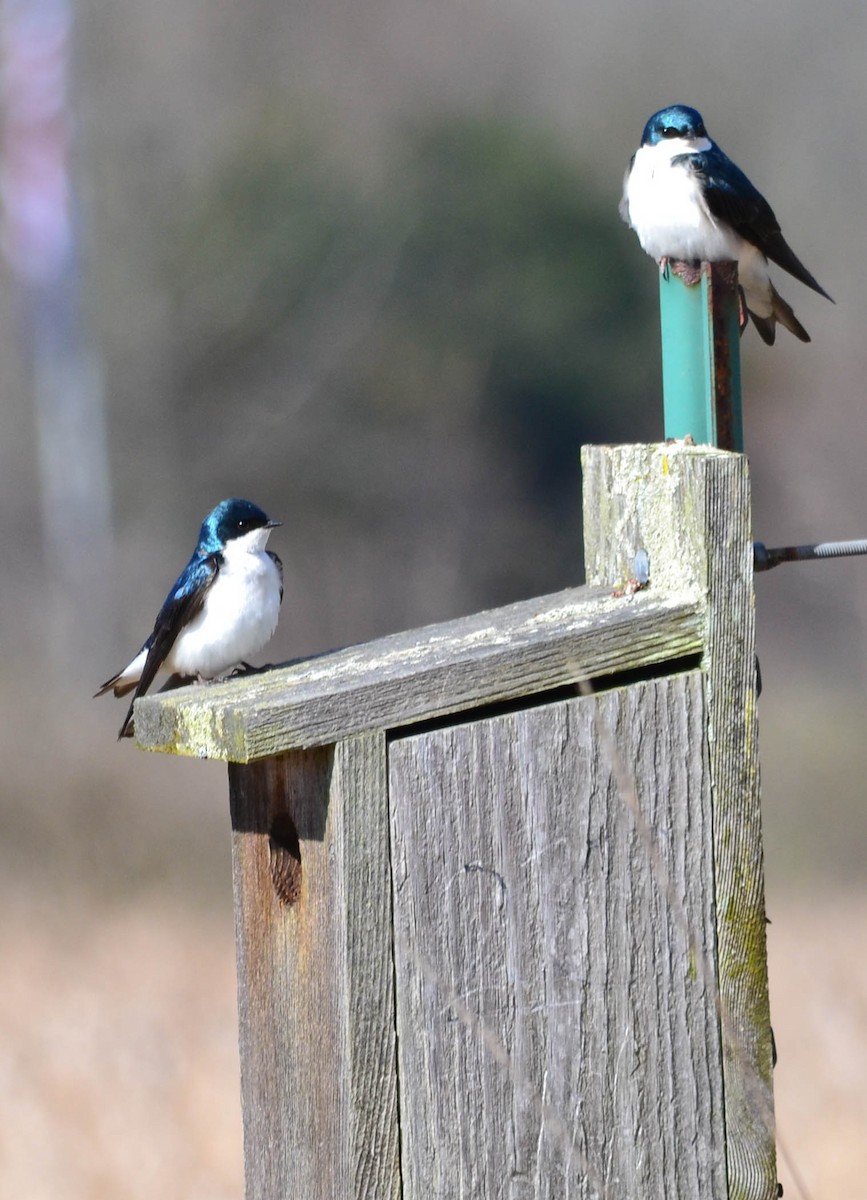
{"left": 117, "top": 552, "right": 220, "bottom": 739}
{"left": 267, "top": 550, "right": 284, "bottom": 602}
{"left": 681, "top": 146, "right": 833, "bottom": 301}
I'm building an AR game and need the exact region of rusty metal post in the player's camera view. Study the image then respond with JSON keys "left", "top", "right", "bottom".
{"left": 659, "top": 261, "right": 743, "bottom": 451}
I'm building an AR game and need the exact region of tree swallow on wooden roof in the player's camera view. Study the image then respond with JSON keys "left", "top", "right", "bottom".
{"left": 620, "top": 104, "right": 833, "bottom": 344}
{"left": 95, "top": 498, "right": 284, "bottom": 739}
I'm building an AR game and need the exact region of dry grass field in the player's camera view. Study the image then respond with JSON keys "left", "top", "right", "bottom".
{"left": 0, "top": 896, "right": 243, "bottom": 1200}
{"left": 768, "top": 890, "right": 867, "bottom": 1198}
{"left": 1, "top": 885, "right": 864, "bottom": 1199}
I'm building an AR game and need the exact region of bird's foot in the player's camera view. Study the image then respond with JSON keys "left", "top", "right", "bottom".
{"left": 228, "top": 662, "right": 275, "bottom": 678}
{"left": 737, "top": 285, "right": 750, "bottom": 335}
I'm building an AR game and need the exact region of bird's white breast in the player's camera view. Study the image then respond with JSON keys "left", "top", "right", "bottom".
{"left": 166, "top": 533, "right": 282, "bottom": 678}
{"left": 623, "top": 137, "right": 742, "bottom": 264}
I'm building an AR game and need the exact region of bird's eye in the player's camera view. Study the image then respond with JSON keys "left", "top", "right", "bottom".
{"left": 661, "top": 126, "right": 680, "bottom": 138}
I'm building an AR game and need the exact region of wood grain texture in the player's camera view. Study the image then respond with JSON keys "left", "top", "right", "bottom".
{"left": 134, "top": 585, "right": 703, "bottom": 762}
{"left": 389, "top": 675, "right": 727, "bottom": 1200}
{"left": 228, "top": 734, "right": 400, "bottom": 1200}
{"left": 583, "top": 443, "right": 776, "bottom": 1200}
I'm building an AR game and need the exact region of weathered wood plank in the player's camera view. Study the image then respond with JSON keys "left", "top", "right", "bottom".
{"left": 228, "top": 733, "right": 400, "bottom": 1200}
{"left": 389, "top": 674, "right": 727, "bottom": 1200}
{"left": 583, "top": 443, "right": 776, "bottom": 1200}
{"left": 135, "top": 585, "right": 703, "bottom": 762}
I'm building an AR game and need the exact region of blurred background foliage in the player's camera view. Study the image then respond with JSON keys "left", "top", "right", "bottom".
{"left": 1, "top": 0, "right": 866, "bottom": 1194}
{"left": 168, "top": 109, "right": 658, "bottom": 593}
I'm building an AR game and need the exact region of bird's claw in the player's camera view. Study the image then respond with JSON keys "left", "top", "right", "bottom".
{"left": 228, "top": 661, "right": 275, "bottom": 678}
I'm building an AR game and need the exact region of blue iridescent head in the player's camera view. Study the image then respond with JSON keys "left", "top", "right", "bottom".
{"left": 640, "top": 105, "right": 707, "bottom": 147}
{"left": 198, "top": 498, "right": 280, "bottom": 551}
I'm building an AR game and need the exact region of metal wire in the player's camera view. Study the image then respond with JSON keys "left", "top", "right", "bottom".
{"left": 754, "top": 539, "right": 867, "bottom": 571}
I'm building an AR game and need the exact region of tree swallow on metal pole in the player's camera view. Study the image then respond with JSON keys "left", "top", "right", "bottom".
{"left": 620, "top": 104, "right": 833, "bottom": 343}
{"left": 95, "top": 498, "right": 284, "bottom": 739}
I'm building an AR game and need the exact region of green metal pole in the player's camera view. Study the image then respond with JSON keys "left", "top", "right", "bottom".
{"left": 659, "top": 261, "right": 744, "bottom": 452}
